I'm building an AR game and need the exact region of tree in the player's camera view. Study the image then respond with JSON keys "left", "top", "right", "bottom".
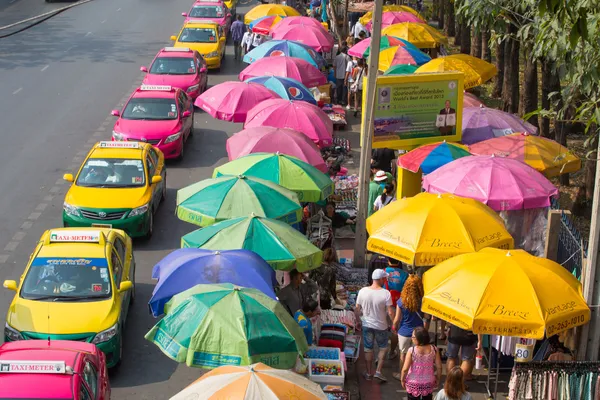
{"left": 481, "top": 28, "right": 492, "bottom": 62}
{"left": 470, "top": 28, "right": 482, "bottom": 58}
{"left": 444, "top": 0, "right": 456, "bottom": 37}
{"left": 501, "top": 23, "right": 519, "bottom": 113}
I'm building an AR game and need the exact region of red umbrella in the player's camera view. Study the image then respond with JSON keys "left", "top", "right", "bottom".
{"left": 239, "top": 56, "right": 326, "bottom": 88}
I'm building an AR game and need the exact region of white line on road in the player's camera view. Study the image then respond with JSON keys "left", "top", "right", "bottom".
{"left": 35, "top": 204, "right": 47, "bottom": 212}
{"left": 0, "top": 255, "right": 10, "bottom": 264}
{"left": 117, "top": 8, "right": 121, "bottom": 11}
{"left": 4, "top": 242, "right": 19, "bottom": 252}
{"left": 12, "top": 232, "right": 26, "bottom": 242}
{"left": 65, "top": 45, "right": 75, "bottom": 52}
{"left": 8, "top": 0, "right": 16, "bottom": 4}
{"left": 101, "top": 19, "right": 107, "bottom": 24}
{"left": 28, "top": 212, "right": 41, "bottom": 220}
{"left": 85, "top": 32, "right": 92, "bottom": 37}
{"left": 40, "top": 65, "right": 49, "bottom": 72}
{"left": 12, "top": 87, "right": 22, "bottom": 95}
{"left": 21, "top": 221, "right": 33, "bottom": 230}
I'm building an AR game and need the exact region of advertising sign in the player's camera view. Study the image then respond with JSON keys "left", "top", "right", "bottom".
{"left": 364, "top": 72, "right": 464, "bottom": 150}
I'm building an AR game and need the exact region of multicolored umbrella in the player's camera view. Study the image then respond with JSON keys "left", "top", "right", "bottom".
{"left": 398, "top": 141, "right": 471, "bottom": 174}
{"left": 146, "top": 283, "right": 309, "bottom": 369}
{"left": 469, "top": 133, "right": 581, "bottom": 178}
{"left": 360, "top": 5, "right": 425, "bottom": 25}
{"left": 213, "top": 152, "right": 334, "bottom": 202}
{"left": 422, "top": 156, "right": 559, "bottom": 211}
{"left": 245, "top": 98, "right": 333, "bottom": 146}
{"left": 243, "top": 40, "right": 326, "bottom": 69}
{"left": 348, "top": 35, "right": 420, "bottom": 58}
{"left": 378, "top": 45, "right": 431, "bottom": 71}
{"left": 464, "top": 91, "right": 485, "bottom": 107}
{"left": 246, "top": 76, "right": 317, "bottom": 105}
{"left": 239, "top": 56, "right": 326, "bottom": 88}
{"left": 176, "top": 175, "right": 302, "bottom": 227}
{"left": 149, "top": 249, "right": 276, "bottom": 317}
{"left": 171, "top": 363, "right": 328, "bottom": 400}
{"left": 272, "top": 16, "right": 325, "bottom": 31}
{"left": 226, "top": 126, "right": 327, "bottom": 172}
{"left": 416, "top": 54, "right": 497, "bottom": 89}
{"left": 181, "top": 215, "right": 323, "bottom": 271}
{"left": 461, "top": 106, "right": 538, "bottom": 145}
{"left": 249, "top": 15, "right": 284, "bottom": 34}
{"left": 194, "top": 81, "right": 279, "bottom": 123}
{"left": 244, "top": 4, "right": 300, "bottom": 24}
{"left": 383, "top": 64, "right": 419, "bottom": 75}
{"left": 381, "top": 22, "right": 448, "bottom": 48}
{"left": 270, "top": 24, "right": 334, "bottom": 52}
{"left": 365, "top": 11, "right": 425, "bottom": 31}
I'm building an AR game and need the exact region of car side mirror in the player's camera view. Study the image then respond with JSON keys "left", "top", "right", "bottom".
{"left": 3, "top": 280, "right": 17, "bottom": 292}
{"left": 63, "top": 173, "right": 74, "bottom": 182}
{"left": 111, "top": 110, "right": 120, "bottom": 117}
{"left": 182, "top": 12, "right": 188, "bottom": 17}
{"left": 182, "top": 110, "right": 192, "bottom": 118}
{"left": 118, "top": 281, "right": 133, "bottom": 293}
{"left": 220, "top": 37, "right": 226, "bottom": 43}
{"left": 199, "top": 67, "right": 207, "bottom": 73}
{"left": 151, "top": 175, "right": 163, "bottom": 184}
{"left": 140, "top": 66, "right": 148, "bottom": 72}
{"left": 171, "top": 35, "right": 177, "bottom": 41}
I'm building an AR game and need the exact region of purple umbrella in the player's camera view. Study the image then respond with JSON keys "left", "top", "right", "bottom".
{"left": 462, "top": 106, "right": 538, "bottom": 145}
{"left": 149, "top": 248, "right": 276, "bottom": 316}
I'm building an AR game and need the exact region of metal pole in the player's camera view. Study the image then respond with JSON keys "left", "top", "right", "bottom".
{"left": 352, "top": 0, "right": 384, "bottom": 268}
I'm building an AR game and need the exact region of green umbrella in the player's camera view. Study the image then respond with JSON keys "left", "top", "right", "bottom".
{"left": 383, "top": 64, "right": 419, "bottom": 75}
{"left": 176, "top": 175, "right": 302, "bottom": 227}
{"left": 181, "top": 214, "right": 323, "bottom": 271}
{"left": 145, "top": 283, "right": 308, "bottom": 369}
{"left": 213, "top": 153, "right": 334, "bottom": 203}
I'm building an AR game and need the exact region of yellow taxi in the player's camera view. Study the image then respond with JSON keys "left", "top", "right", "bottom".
{"left": 171, "top": 21, "right": 226, "bottom": 69}
{"left": 62, "top": 141, "right": 166, "bottom": 239}
{"left": 3, "top": 228, "right": 135, "bottom": 368}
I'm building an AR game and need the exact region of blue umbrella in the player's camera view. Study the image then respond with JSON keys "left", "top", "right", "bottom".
{"left": 243, "top": 40, "right": 326, "bottom": 69}
{"left": 246, "top": 76, "right": 317, "bottom": 105}
{"left": 149, "top": 248, "right": 277, "bottom": 317}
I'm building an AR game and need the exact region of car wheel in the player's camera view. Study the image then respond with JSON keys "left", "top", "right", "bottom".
{"left": 144, "top": 212, "right": 153, "bottom": 240}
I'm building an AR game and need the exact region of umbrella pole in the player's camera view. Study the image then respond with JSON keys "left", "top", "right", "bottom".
{"left": 486, "top": 339, "right": 492, "bottom": 398}
{"left": 493, "top": 336, "right": 502, "bottom": 399}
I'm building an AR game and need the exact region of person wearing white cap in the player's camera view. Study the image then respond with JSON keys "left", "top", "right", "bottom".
{"left": 355, "top": 268, "right": 395, "bottom": 382}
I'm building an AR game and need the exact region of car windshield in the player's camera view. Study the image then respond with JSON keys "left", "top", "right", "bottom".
{"left": 178, "top": 27, "right": 217, "bottom": 43}
{"left": 122, "top": 98, "right": 178, "bottom": 120}
{"left": 150, "top": 57, "right": 196, "bottom": 75}
{"left": 21, "top": 257, "right": 112, "bottom": 301}
{"left": 76, "top": 158, "right": 145, "bottom": 188}
{"left": 189, "top": 5, "right": 224, "bottom": 18}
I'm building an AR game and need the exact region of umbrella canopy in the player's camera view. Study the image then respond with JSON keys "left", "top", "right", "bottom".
{"left": 462, "top": 106, "right": 538, "bottom": 145}
{"left": 398, "top": 141, "right": 471, "bottom": 174}
{"left": 383, "top": 64, "right": 419, "bottom": 75}
{"left": 349, "top": 35, "right": 420, "bottom": 58}
{"left": 464, "top": 91, "right": 485, "bottom": 107}
{"left": 246, "top": 76, "right": 317, "bottom": 105}
{"left": 378, "top": 45, "right": 431, "bottom": 71}
{"left": 422, "top": 156, "right": 559, "bottom": 211}
{"left": 171, "top": 363, "right": 327, "bottom": 400}
{"left": 468, "top": 133, "right": 582, "bottom": 178}
{"left": 249, "top": 15, "right": 284, "bottom": 34}
{"left": 214, "top": 152, "right": 334, "bottom": 202}
{"left": 226, "top": 126, "right": 327, "bottom": 172}
{"left": 416, "top": 54, "right": 497, "bottom": 89}
{"left": 381, "top": 23, "right": 448, "bottom": 48}
{"left": 365, "top": 11, "right": 425, "bottom": 31}
{"left": 273, "top": 16, "right": 325, "bottom": 31}
{"left": 360, "top": 5, "right": 425, "bottom": 25}
{"left": 366, "top": 192, "right": 513, "bottom": 266}
{"left": 182, "top": 215, "right": 324, "bottom": 271}
{"left": 244, "top": 4, "right": 300, "bottom": 24}
{"left": 270, "top": 24, "right": 334, "bottom": 52}
{"left": 243, "top": 40, "right": 326, "bottom": 69}
{"left": 245, "top": 98, "right": 333, "bottom": 146}
{"left": 239, "top": 56, "right": 326, "bottom": 88}
{"left": 149, "top": 249, "right": 276, "bottom": 317}
{"left": 422, "top": 248, "right": 590, "bottom": 339}
{"left": 146, "top": 284, "right": 308, "bottom": 369}
{"left": 176, "top": 175, "right": 302, "bottom": 227}
{"left": 194, "top": 81, "right": 279, "bottom": 123}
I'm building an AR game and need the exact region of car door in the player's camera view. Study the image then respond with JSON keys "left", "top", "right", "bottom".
{"left": 178, "top": 91, "right": 193, "bottom": 135}
{"left": 81, "top": 359, "right": 99, "bottom": 400}
{"left": 145, "top": 153, "right": 161, "bottom": 210}
{"left": 113, "top": 235, "right": 132, "bottom": 294}
{"left": 195, "top": 52, "right": 208, "bottom": 89}
{"left": 110, "top": 247, "right": 129, "bottom": 323}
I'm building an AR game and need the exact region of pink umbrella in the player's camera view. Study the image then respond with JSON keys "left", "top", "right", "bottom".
{"left": 365, "top": 11, "right": 425, "bottom": 30}
{"left": 464, "top": 92, "right": 485, "bottom": 107}
{"left": 239, "top": 56, "right": 326, "bottom": 88}
{"left": 245, "top": 99, "right": 333, "bottom": 147}
{"left": 195, "top": 81, "right": 279, "bottom": 123}
{"left": 272, "top": 16, "right": 325, "bottom": 31}
{"left": 226, "top": 126, "right": 327, "bottom": 172}
{"left": 422, "top": 156, "right": 559, "bottom": 211}
{"left": 271, "top": 24, "right": 334, "bottom": 52}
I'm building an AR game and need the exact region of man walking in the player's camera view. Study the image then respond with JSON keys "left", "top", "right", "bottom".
{"left": 333, "top": 45, "right": 349, "bottom": 105}
{"left": 230, "top": 15, "right": 245, "bottom": 61}
{"left": 356, "top": 269, "right": 395, "bottom": 382}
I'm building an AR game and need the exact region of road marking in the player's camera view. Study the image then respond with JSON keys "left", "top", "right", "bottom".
{"left": 35, "top": 203, "right": 47, "bottom": 212}
{"left": 101, "top": 120, "right": 111, "bottom": 127}
{"left": 49, "top": 186, "right": 60, "bottom": 193}
{"left": 76, "top": 150, "right": 88, "bottom": 156}
{"left": 117, "top": 7, "right": 121, "bottom": 11}
{"left": 40, "top": 65, "right": 49, "bottom": 72}
{"left": 8, "top": 0, "right": 16, "bottom": 3}
{"left": 28, "top": 212, "right": 41, "bottom": 220}
{"left": 72, "top": 156, "right": 83, "bottom": 163}
{"left": 55, "top": 178, "right": 65, "bottom": 185}
{"left": 21, "top": 221, "right": 33, "bottom": 230}
{"left": 97, "top": 126, "right": 106, "bottom": 132}
{"left": 12, "top": 87, "right": 22, "bottom": 95}
{"left": 93, "top": 131, "right": 104, "bottom": 138}
{"left": 101, "top": 19, "right": 107, "bottom": 24}
{"left": 67, "top": 164, "right": 79, "bottom": 171}
{"left": 65, "top": 45, "right": 75, "bottom": 52}
{"left": 12, "top": 232, "right": 26, "bottom": 242}
{"left": 43, "top": 195, "right": 54, "bottom": 202}
{"left": 0, "top": 255, "right": 10, "bottom": 264}
{"left": 87, "top": 138, "right": 97, "bottom": 144}
{"left": 85, "top": 32, "right": 92, "bottom": 37}
{"left": 4, "top": 242, "right": 19, "bottom": 252}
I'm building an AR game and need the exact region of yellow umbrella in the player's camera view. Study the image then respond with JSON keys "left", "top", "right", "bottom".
{"left": 381, "top": 23, "right": 448, "bottom": 49}
{"left": 415, "top": 54, "right": 497, "bottom": 89}
{"left": 244, "top": 4, "right": 300, "bottom": 24}
{"left": 422, "top": 248, "right": 590, "bottom": 339}
{"left": 360, "top": 5, "right": 425, "bottom": 25}
{"left": 366, "top": 192, "right": 513, "bottom": 266}
{"left": 170, "top": 363, "right": 327, "bottom": 400}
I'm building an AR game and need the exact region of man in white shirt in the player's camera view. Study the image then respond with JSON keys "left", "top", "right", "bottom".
{"left": 356, "top": 269, "right": 394, "bottom": 382}
{"left": 333, "top": 45, "right": 350, "bottom": 105}
{"left": 242, "top": 27, "right": 253, "bottom": 54}
{"left": 351, "top": 20, "right": 369, "bottom": 40}
{"left": 344, "top": 57, "right": 356, "bottom": 109}
{"left": 250, "top": 33, "right": 265, "bottom": 52}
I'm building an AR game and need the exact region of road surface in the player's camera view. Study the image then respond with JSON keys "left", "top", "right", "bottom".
{"left": 0, "top": 0, "right": 252, "bottom": 397}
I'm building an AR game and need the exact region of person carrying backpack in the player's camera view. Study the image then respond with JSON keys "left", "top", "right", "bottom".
{"left": 446, "top": 325, "right": 482, "bottom": 381}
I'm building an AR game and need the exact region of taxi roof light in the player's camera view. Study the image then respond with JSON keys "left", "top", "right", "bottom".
{"left": 140, "top": 84, "right": 173, "bottom": 92}
{"left": 97, "top": 141, "right": 140, "bottom": 149}
{"left": 0, "top": 360, "right": 67, "bottom": 374}
{"left": 163, "top": 47, "right": 191, "bottom": 52}
{"left": 187, "top": 19, "right": 219, "bottom": 25}
{"left": 47, "top": 230, "right": 105, "bottom": 244}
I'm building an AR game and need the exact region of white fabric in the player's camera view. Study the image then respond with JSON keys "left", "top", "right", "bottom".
{"left": 252, "top": 33, "right": 263, "bottom": 47}
{"left": 373, "top": 195, "right": 395, "bottom": 211}
{"left": 346, "top": 60, "right": 355, "bottom": 82}
{"left": 356, "top": 287, "right": 392, "bottom": 330}
{"left": 242, "top": 31, "right": 252, "bottom": 51}
{"left": 491, "top": 336, "right": 536, "bottom": 356}
{"left": 352, "top": 21, "right": 368, "bottom": 38}
{"left": 334, "top": 53, "right": 349, "bottom": 79}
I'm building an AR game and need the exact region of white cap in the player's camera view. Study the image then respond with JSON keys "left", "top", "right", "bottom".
{"left": 374, "top": 170, "right": 387, "bottom": 182}
{"left": 372, "top": 269, "right": 389, "bottom": 280}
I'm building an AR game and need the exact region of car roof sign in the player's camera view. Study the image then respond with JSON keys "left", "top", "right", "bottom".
{"left": 140, "top": 84, "right": 173, "bottom": 91}
{"left": 0, "top": 361, "right": 67, "bottom": 374}
{"left": 49, "top": 230, "right": 101, "bottom": 243}
{"left": 189, "top": 19, "right": 218, "bottom": 25}
{"left": 163, "top": 47, "right": 191, "bottom": 52}
{"left": 98, "top": 141, "right": 139, "bottom": 149}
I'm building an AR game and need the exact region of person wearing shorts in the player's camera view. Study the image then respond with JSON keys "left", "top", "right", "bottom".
{"left": 446, "top": 325, "right": 482, "bottom": 381}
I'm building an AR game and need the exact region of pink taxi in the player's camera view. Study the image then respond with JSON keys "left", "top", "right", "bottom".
{"left": 0, "top": 340, "right": 110, "bottom": 399}
{"left": 111, "top": 85, "right": 194, "bottom": 160}
{"left": 141, "top": 47, "right": 208, "bottom": 100}
{"left": 182, "top": 1, "right": 232, "bottom": 34}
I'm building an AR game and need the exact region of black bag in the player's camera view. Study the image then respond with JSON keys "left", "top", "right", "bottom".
{"left": 448, "top": 325, "right": 477, "bottom": 346}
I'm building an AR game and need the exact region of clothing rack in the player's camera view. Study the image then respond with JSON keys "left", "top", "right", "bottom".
{"left": 514, "top": 361, "right": 600, "bottom": 371}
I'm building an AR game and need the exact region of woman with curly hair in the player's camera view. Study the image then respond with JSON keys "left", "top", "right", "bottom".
{"left": 392, "top": 274, "right": 425, "bottom": 381}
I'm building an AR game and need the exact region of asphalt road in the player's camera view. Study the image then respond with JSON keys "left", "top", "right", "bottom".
{"left": 0, "top": 0, "right": 254, "bottom": 397}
